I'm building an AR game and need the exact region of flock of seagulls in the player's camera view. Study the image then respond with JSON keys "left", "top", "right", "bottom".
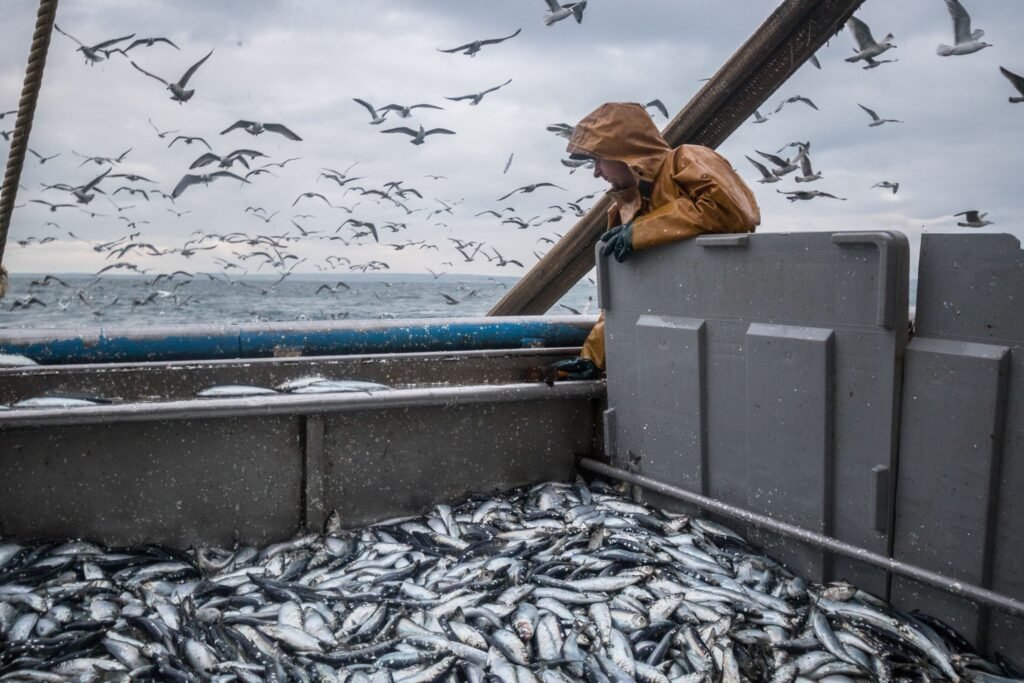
{"left": 2, "top": 2, "right": 603, "bottom": 315}
{"left": 738, "top": 0, "right": 1012, "bottom": 231}
{"left": 2, "top": 1, "right": 1017, "bottom": 318}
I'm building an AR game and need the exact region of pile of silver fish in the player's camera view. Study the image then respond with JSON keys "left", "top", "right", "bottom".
{"left": 1, "top": 480, "right": 1018, "bottom": 682}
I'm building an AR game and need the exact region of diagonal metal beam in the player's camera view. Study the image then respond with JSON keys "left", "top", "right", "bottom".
{"left": 489, "top": 0, "right": 865, "bottom": 317}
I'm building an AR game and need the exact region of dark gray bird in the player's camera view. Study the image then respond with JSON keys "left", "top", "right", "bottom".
{"left": 29, "top": 199, "right": 77, "bottom": 212}
{"left": 221, "top": 120, "right": 302, "bottom": 141}
{"left": 872, "top": 181, "right": 900, "bottom": 195}
{"left": 955, "top": 210, "right": 993, "bottom": 228}
{"left": 293, "top": 192, "right": 335, "bottom": 208}
{"left": 858, "top": 103, "right": 902, "bottom": 127}
{"left": 446, "top": 79, "right": 513, "bottom": 106}
{"left": 168, "top": 135, "right": 211, "bottom": 150}
{"left": 497, "top": 183, "right": 566, "bottom": 201}
{"left": 74, "top": 148, "right": 131, "bottom": 167}
{"left": 546, "top": 123, "right": 575, "bottom": 139}
{"left": 71, "top": 168, "right": 111, "bottom": 204}
{"left": 28, "top": 148, "right": 59, "bottom": 164}
{"left": 644, "top": 99, "right": 669, "bottom": 118}
{"left": 438, "top": 29, "right": 522, "bottom": 56}
{"left": 380, "top": 103, "right": 444, "bottom": 119}
{"left": 172, "top": 171, "right": 249, "bottom": 199}
{"left": 937, "top": 0, "right": 991, "bottom": 56}
{"left": 131, "top": 49, "right": 214, "bottom": 103}
{"left": 382, "top": 125, "right": 455, "bottom": 145}
{"left": 190, "top": 149, "right": 265, "bottom": 170}
{"left": 777, "top": 189, "right": 846, "bottom": 202}
{"left": 845, "top": 16, "right": 896, "bottom": 64}
{"left": 119, "top": 36, "right": 180, "bottom": 53}
{"left": 148, "top": 118, "right": 179, "bottom": 139}
{"left": 774, "top": 95, "right": 818, "bottom": 114}
{"left": 999, "top": 66, "right": 1024, "bottom": 103}
{"left": 54, "top": 25, "right": 134, "bottom": 63}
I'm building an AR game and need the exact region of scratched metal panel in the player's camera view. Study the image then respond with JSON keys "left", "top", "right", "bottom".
{"left": 892, "top": 338, "right": 1009, "bottom": 644}
{"left": 632, "top": 316, "right": 706, "bottom": 494}
{"left": 602, "top": 231, "right": 908, "bottom": 594}
{"left": 744, "top": 324, "right": 835, "bottom": 581}
{"left": 893, "top": 234, "right": 1024, "bottom": 660}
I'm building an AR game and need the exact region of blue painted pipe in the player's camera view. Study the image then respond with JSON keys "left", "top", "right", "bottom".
{"left": 0, "top": 316, "right": 596, "bottom": 364}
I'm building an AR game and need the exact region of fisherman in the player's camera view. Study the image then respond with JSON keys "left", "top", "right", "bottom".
{"left": 551, "top": 102, "right": 761, "bottom": 380}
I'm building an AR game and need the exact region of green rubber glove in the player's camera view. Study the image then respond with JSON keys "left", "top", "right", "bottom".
{"left": 599, "top": 222, "right": 634, "bottom": 263}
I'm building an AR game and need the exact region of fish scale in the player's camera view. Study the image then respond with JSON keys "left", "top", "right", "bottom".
{"left": 0, "top": 481, "right": 1009, "bottom": 681}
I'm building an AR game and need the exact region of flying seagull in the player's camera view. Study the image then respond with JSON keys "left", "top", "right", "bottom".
{"left": 999, "top": 66, "right": 1024, "bottom": 103}
{"left": 955, "top": 210, "right": 993, "bottom": 228}
{"left": 438, "top": 29, "right": 522, "bottom": 56}
{"left": 168, "top": 135, "right": 211, "bottom": 150}
{"left": 54, "top": 24, "right": 134, "bottom": 64}
{"left": 381, "top": 125, "right": 455, "bottom": 145}
{"left": 172, "top": 171, "right": 249, "bottom": 199}
{"left": 497, "top": 183, "right": 567, "bottom": 201}
{"left": 777, "top": 190, "right": 846, "bottom": 202}
{"left": 644, "top": 99, "right": 669, "bottom": 118}
{"left": 861, "top": 56, "right": 899, "bottom": 70}
{"left": 130, "top": 49, "right": 214, "bottom": 103}
{"left": 937, "top": 0, "right": 991, "bottom": 56}
{"left": 71, "top": 168, "right": 111, "bottom": 204}
{"left": 872, "top": 181, "right": 900, "bottom": 195}
{"left": 353, "top": 99, "right": 391, "bottom": 125}
{"left": 221, "top": 120, "right": 302, "bottom": 141}
{"left": 543, "top": 0, "right": 587, "bottom": 26}
{"left": 744, "top": 155, "right": 780, "bottom": 184}
{"left": 793, "top": 152, "right": 822, "bottom": 183}
{"left": 845, "top": 16, "right": 896, "bottom": 64}
{"left": 752, "top": 109, "right": 770, "bottom": 124}
{"left": 28, "top": 148, "right": 59, "bottom": 164}
{"left": 380, "top": 103, "right": 443, "bottom": 119}
{"left": 446, "top": 79, "right": 513, "bottom": 106}
{"left": 774, "top": 95, "right": 818, "bottom": 114}
{"left": 755, "top": 150, "right": 798, "bottom": 177}
{"left": 119, "top": 36, "right": 180, "bottom": 53}
{"left": 858, "top": 103, "right": 902, "bottom": 127}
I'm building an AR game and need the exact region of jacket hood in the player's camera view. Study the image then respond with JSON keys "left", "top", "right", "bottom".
{"left": 566, "top": 102, "right": 671, "bottom": 180}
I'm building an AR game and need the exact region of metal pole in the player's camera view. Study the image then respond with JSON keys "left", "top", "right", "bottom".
{"left": 489, "top": 0, "right": 865, "bottom": 317}
{"left": 578, "top": 457, "right": 1024, "bottom": 621}
{"left": 0, "top": 0, "right": 60, "bottom": 298}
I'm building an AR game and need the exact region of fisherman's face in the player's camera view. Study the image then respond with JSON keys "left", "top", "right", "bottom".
{"left": 593, "top": 158, "right": 636, "bottom": 190}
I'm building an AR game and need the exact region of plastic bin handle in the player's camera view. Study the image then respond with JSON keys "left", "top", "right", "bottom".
{"left": 832, "top": 232, "right": 900, "bottom": 330}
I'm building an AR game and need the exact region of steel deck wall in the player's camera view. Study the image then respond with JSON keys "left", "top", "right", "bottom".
{"left": 600, "top": 230, "right": 1022, "bottom": 656}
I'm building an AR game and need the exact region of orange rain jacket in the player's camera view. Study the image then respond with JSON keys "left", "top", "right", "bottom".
{"left": 566, "top": 102, "right": 761, "bottom": 369}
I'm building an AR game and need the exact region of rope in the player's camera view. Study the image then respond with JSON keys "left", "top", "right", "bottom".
{"left": 0, "top": 0, "right": 60, "bottom": 298}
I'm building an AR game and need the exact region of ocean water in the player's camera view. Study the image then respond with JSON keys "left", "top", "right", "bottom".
{"left": 0, "top": 273, "right": 599, "bottom": 329}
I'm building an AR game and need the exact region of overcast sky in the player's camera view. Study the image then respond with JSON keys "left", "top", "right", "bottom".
{"left": 1, "top": 0, "right": 1022, "bottom": 280}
